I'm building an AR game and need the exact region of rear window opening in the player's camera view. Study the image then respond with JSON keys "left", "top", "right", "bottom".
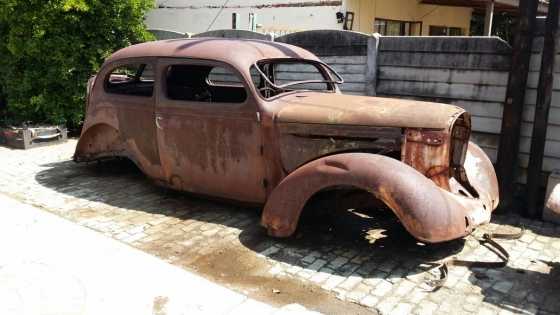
{"left": 166, "top": 64, "right": 247, "bottom": 103}
{"left": 105, "top": 63, "right": 154, "bottom": 97}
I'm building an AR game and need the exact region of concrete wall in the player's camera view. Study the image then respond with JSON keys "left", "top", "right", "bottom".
{"left": 276, "top": 30, "right": 370, "bottom": 95}
{"left": 148, "top": 29, "right": 188, "bottom": 40}
{"left": 521, "top": 33, "right": 560, "bottom": 182}
{"left": 375, "top": 36, "right": 512, "bottom": 175}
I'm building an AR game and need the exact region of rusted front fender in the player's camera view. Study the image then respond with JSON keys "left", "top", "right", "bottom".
{"left": 463, "top": 141, "right": 499, "bottom": 211}
{"left": 261, "top": 152, "right": 495, "bottom": 243}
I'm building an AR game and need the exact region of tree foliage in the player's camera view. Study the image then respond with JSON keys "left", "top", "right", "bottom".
{"left": 470, "top": 12, "right": 517, "bottom": 45}
{"left": 0, "top": 0, "right": 154, "bottom": 127}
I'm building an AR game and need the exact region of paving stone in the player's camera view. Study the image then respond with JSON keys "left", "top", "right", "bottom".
{"left": 309, "top": 268, "right": 332, "bottom": 285}
{"left": 328, "top": 256, "right": 348, "bottom": 269}
{"left": 376, "top": 296, "right": 399, "bottom": 314}
{"left": 413, "top": 300, "right": 438, "bottom": 315}
{"left": 378, "top": 259, "right": 397, "bottom": 273}
{"left": 344, "top": 283, "right": 370, "bottom": 303}
{"left": 337, "top": 275, "right": 362, "bottom": 291}
{"left": 523, "top": 303, "right": 539, "bottom": 315}
{"left": 462, "top": 301, "right": 479, "bottom": 313}
{"left": 260, "top": 246, "right": 281, "bottom": 257}
{"left": 371, "top": 280, "right": 393, "bottom": 297}
{"left": 542, "top": 295, "right": 560, "bottom": 312}
{"left": 338, "top": 263, "right": 361, "bottom": 277}
{"left": 407, "top": 290, "right": 427, "bottom": 304}
{"left": 393, "top": 279, "right": 415, "bottom": 297}
{"left": 359, "top": 294, "right": 378, "bottom": 308}
{"left": 268, "top": 264, "right": 284, "bottom": 276}
{"left": 392, "top": 303, "right": 413, "bottom": 315}
{"left": 363, "top": 276, "right": 384, "bottom": 287}
{"left": 492, "top": 280, "right": 514, "bottom": 294}
{"left": 296, "top": 268, "right": 315, "bottom": 280}
{"left": 527, "top": 292, "right": 545, "bottom": 304}
{"left": 321, "top": 274, "right": 346, "bottom": 290}
{"left": 307, "top": 259, "right": 327, "bottom": 271}
{"left": 301, "top": 251, "right": 321, "bottom": 264}
{"left": 286, "top": 265, "right": 303, "bottom": 275}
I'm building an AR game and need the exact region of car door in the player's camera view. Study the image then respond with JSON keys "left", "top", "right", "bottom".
{"left": 155, "top": 58, "right": 266, "bottom": 203}
{"left": 100, "top": 58, "right": 163, "bottom": 180}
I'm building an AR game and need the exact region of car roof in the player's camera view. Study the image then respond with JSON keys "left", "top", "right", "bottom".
{"left": 105, "top": 38, "right": 320, "bottom": 71}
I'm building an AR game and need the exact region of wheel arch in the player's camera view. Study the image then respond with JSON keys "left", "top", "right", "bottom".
{"left": 261, "top": 153, "right": 475, "bottom": 243}
{"left": 74, "top": 122, "right": 126, "bottom": 162}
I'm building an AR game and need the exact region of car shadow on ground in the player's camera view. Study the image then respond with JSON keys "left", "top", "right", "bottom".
{"left": 35, "top": 158, "right": 463, "bottom": 269}
{"left": 34, "top": 158, "right": 559, "bottom": 313}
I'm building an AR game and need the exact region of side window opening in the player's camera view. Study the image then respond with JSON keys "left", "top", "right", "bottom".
{"left": 166, "top": 64, "right": 247, "bottom": 103}
{"left": 105, "top": 63, "right": 154, "bottom": 97}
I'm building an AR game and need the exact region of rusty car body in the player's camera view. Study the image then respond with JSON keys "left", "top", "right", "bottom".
{"left": 74, "top": 38, "right": 499, "bottom": 243}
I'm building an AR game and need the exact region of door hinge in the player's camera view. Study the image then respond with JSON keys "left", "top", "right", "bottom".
{"left": 262, "top": 178, "right": 268, "bottom": 188}
{"left": 259, "top": 145, "right": 264, "bottom": 155}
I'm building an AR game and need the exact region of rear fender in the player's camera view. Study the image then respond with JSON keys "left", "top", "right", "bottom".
{"left": 74, "top": 123, "right": 124, "bottom": 162}
{"left": 261, "top": 153, "right": 490, "bottom": 243}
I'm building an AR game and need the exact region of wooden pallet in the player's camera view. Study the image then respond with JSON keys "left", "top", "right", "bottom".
{"left": 0, "top": 126, "right": 67, "bottom": 150}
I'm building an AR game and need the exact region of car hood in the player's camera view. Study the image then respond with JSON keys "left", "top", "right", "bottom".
{"left": 275, "top": 93, "right": 465, "bottom": 129}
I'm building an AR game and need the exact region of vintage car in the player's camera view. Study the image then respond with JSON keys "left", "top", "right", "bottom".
{"left": 74, "top": 38, "right": 499, "bottom": 243}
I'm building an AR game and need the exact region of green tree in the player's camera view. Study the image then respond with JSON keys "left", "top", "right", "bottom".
{"left": 0, "top": 0, "right": 154, "bottom": 128}
{"left": 470, "top": 12, "right": 517, "bottom": 44}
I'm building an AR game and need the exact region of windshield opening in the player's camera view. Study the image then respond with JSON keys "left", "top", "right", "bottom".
{"left": 250, "top": 59, "right": 343, "bottom": 99}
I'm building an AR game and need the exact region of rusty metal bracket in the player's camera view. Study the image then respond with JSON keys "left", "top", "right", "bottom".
{"left": 425, "top": 228, "right": 524, "bottom": 291}
{"left": 405, "top": 129, "right": 444, "bottom": 146}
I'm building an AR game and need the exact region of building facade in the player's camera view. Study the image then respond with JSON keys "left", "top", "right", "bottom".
{"left": 146, "top": 0, "right": 473, "bottom": 36}
{"left": 346, "top": 0, "right": 472, "bottom": 36}
{"left": 146, "top": 0, "right": 345, "bottom": 36}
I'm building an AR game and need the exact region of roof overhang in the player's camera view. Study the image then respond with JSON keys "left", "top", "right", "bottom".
{"left": 419, "top": 0, "right": 548, "bottom": 15}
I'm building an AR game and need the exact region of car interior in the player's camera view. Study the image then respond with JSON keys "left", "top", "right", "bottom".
{"left": 166, "top": 64, "right": 247, "bottom": 103}
{"left": 105, "top": 63, "right": 154, "bottom": 97}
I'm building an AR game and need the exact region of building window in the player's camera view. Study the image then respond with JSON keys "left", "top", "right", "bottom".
{"left": 374, "top": 18, "right": 422, "bottom": 36}
{"left": 449, "top": 27, "right": 463, "bottom": 36}
{"left": 429, "top": 26, "right": 464, "bottom": 36}
{"left": 344, "top": 11, "right": 355, "bottom": 31}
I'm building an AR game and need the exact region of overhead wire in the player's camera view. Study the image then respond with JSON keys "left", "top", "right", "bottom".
{"left": 206, "top": 0, "right": 232, "bottom": 31}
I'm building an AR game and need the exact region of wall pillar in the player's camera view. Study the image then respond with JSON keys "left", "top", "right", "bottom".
{"left": 484, "top": 0, "right": 495, "bottom": 36}
{"left": 365, "top": 33, "right": 380, "bottom": 96}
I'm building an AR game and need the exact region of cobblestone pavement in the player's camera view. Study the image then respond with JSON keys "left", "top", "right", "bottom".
{"left": 1, "top": 140, "right": 559, "bottom": 315}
